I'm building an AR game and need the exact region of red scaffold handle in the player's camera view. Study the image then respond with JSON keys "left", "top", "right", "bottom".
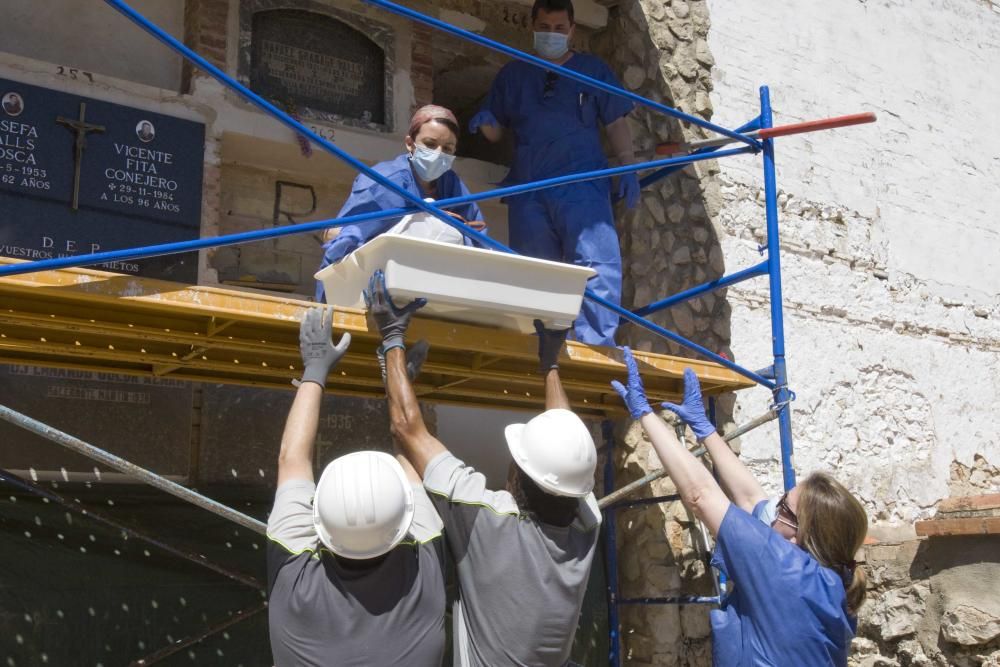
{"left": 654, "top": 112, "right": 877, "bottom": 155}
{"left": 757, "top": 112, "right": 877, "bottom": 140}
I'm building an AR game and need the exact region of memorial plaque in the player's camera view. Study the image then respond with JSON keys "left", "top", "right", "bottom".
{"left": 0, "top": 77, "right": 205, "bottom": 282}
{"left": 0, "top": 365, "right": 193, "bottom": 476}
{"left": 198, "top": 384, "right": 392, "bottom": 485}
{"left": 250, "top": 9, "right": 386, "bottom": 126}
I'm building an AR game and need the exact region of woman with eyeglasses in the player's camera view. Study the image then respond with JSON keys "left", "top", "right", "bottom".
{"left": 315, "top": 104, "right": 487, "bottom": 302}
{"left": 612, "top": 348, "right": 868, "bottom": 667}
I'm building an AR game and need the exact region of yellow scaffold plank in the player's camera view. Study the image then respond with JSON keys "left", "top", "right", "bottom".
{"left": 0, "top": 258, "right": 754, "bottom": 416}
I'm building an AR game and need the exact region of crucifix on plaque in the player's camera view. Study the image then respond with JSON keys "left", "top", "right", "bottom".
{"left": 56, "top": 102, "right": 105, "bottom": 211}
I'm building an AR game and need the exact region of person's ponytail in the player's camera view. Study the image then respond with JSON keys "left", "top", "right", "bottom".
{"left": 845, "top": 564, "right": 868, "bottom": 615}
{"left": 796, "top": 472, "right": 870, "bottom": 615}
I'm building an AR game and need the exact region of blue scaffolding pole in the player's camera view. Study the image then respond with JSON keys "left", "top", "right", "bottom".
{"left": 759, "top": 87, "right": 798, "bottom": 493}
{"left": 599, "top": 87, "right": 798, "bottom": 666}
{"left": 0, "top": 2, "right": 804, "bottom": 664}
{"left": 601, "top": 421, "right": 622, "bottom": 667}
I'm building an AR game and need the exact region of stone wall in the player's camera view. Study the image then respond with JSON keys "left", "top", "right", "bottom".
{"left": 594, "top": 0, "right": 730, "bottom": 360}
{"left": 705, "top": 17, "right": 1000, "bottom": 665}
{"left": 854, "top": 536, "right": 1000, "bottom": 666}
{"left": 591, "top": 1, "right": 734, "bottom": 663}
{"left": 706, "top": 0, "right": 1000, "bottom": 523}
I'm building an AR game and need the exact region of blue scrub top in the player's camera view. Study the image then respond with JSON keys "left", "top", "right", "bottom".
{"left": 315, "top": 153, "right": 485, "bottom": 301}
{"left": 482, "top": 53, "right": 634, "bottom": 185}
{"left": 710, "top": 501, "right": 856, "bottom": 667}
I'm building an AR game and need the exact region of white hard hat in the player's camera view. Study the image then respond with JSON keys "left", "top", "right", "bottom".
{"left": 312, "top": 451, "right": 415, "bottom": 560}
{"left": 505, "top": 409, "right": 597, "bottom": 498}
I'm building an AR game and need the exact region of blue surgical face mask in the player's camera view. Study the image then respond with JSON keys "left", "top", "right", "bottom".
{"left": 533, "top": 31, "right": 569, "bottom": 60}
{"left": 409, "top": 145, "right": 455, "bottom": 182}
{"left": 757, "top": 496, "right": 779, "bottom": 527}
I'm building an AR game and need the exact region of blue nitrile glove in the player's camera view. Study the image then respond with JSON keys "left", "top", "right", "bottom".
{"left": 299, "top": 307, "right": 352, "bottom": 388}
{"left": 468, "top": 110, "right": 499, "bottom": 135}
{"left": 661, "top": 368, "right": 716, "bottom": 440}
{"left": 615, "top": 172, "right": 640, "bottom": 210}
{"left": 610, "top": 346, "right": 653, "bottom": 419}
{"left": 534, "top": 319, "right": 569, "bottom": 372}
{"left": 363, "top": 269, "right": 426, "bottom": 352}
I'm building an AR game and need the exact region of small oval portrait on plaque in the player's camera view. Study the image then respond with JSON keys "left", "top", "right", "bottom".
{"left": 2, "top": 92, "right": 24, "bottom": 117}
{"left": 136, "top": 120, "right": 156, "bottom": 143}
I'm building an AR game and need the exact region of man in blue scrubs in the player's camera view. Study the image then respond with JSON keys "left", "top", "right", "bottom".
{"left": 470, "top": 0, "right": 639, "bottom": 346}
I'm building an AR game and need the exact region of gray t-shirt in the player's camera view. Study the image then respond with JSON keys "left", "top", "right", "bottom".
{"left": 423, "top": 452, "right": 601, "bottom": 667}
{"left": 266, "top": 479, "right": 446, "bottom": 667}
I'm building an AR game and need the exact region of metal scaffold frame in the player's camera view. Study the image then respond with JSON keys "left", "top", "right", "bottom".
{"left": 0, "top": 0, "right": 876, "bottom": 663}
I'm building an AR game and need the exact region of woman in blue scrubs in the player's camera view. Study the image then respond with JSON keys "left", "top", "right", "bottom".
{"left": 611, "top": 349, "right": 868, "bottom": 666}
{"left": 315, "top": 105, "right": 486, "bottom": 302}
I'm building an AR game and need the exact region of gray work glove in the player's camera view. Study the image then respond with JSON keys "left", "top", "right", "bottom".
{"left": 298, "top": 307, "right": 351, "bottom": 388}
{"left": 534, "top": 319, "right": 569, "bottom": 372}
{"left": 363, "top": 269, "right": 426, "bottom": 352}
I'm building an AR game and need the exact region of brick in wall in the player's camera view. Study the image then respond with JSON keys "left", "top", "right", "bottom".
{"left": 182, "top": 0, "right": 230, "bottom": 92}
{"left": 411, "top": 24, "right": 434, "bottom": 111}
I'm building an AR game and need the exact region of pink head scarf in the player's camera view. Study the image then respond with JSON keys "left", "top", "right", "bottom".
{"left": 407, "top": 104, "right": 459, "bottom": 139}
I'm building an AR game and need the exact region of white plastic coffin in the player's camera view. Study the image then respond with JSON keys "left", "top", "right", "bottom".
{"left": 315, "top": 234, "right": 596, "bottom": 334}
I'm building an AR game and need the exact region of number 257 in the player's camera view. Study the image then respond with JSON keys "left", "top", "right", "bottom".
{"left": 56, "top": 66, "right": 95, "bottom": 83}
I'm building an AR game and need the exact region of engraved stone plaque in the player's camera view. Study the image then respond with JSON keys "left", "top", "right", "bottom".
{"left": 197, "top": 384, "right": 392, "bottom": 485}
{"left": 250, "top": 9, "right": 386, "bottom": 125}
{"left": 0, "top": 365, "right": 192, "bottom": 476}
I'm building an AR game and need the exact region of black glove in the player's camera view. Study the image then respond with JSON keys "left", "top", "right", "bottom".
{"left": 534, "top": 319, "right": 569, "bottom": 372}
{"left": 299, "top": 307, "right": 351, "bottom": 388}
{"left": 363, "top": 269, "right": 427, "bottom": 352}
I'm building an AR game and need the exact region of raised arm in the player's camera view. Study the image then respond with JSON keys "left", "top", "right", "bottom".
{"left": 662, "top": 369, "right": 767, "bottom": 513}
{"left": 535, "top": 319, "right": 571, "bottom": 410}
{"left": 544, "top": 369, "right": 570, "bottom": 410}
{"left": 365, "top": 271, "right": 447, "bottom": 477}
{"left": 385, "top": 347, "right": 448, "bottom": 476}
{"left": 277, "top": 308, "right": 351, "bottom": 487}
{"left": 612, "top": 348, "right": 730, "bottom": 535}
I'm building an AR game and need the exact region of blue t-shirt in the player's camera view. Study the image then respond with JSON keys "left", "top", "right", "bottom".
{"left": 709, "top": 501, "right": 856, "bottom": 667}
{"left": 315, "top": 153, "right": 484, "bottom": 301}
{"left": 482, "top": 53, "right": 634, "bottom": 184}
